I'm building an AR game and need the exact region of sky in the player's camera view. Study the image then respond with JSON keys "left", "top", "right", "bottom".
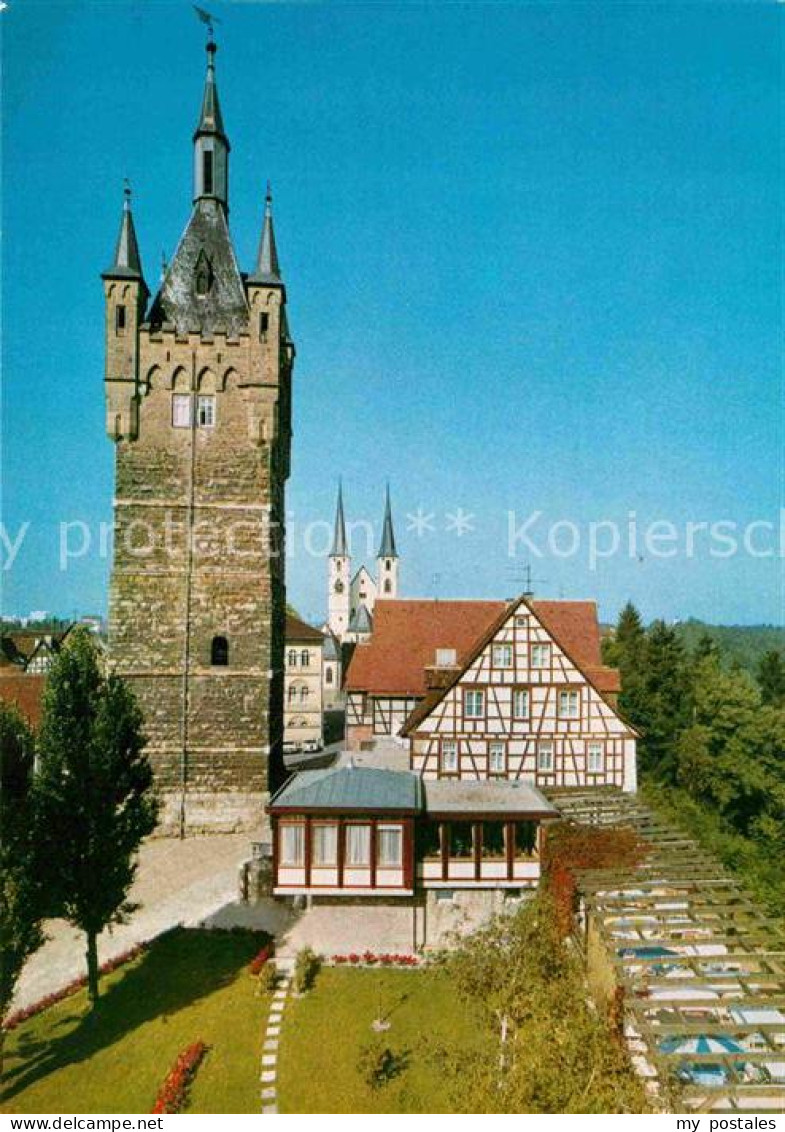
{"left": 1, "top": 0, "right": 782, "bottom": 628}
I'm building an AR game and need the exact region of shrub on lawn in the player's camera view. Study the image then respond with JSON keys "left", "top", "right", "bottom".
{"left": 257, "top": 962, "right": 278, "bottom": 995}
{"left": 357, "top": 1039, "right": 408, "bottom": 1090}
{"left": 293, "top": 947, "right": 321, "bottom": 994}
{"left": 150, "top": 1040, "right": 208, "bottom": 1114}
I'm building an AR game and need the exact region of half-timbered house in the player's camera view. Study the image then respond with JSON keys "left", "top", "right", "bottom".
{"left": 403, "top": 596, "right": 637, "bottom": 792}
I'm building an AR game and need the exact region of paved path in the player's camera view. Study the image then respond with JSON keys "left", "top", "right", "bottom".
{"left": 13, "top": 831, "right": 262, "bottom": 1011}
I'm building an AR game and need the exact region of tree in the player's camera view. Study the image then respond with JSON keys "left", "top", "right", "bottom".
{"left": 629, "top": 620, "right": 692, "bottom": 778}
{"left": 35, "top": 629, "right": 158, "bottom": 1008}
{"left": 0, "top": 704, "right": 45, "bottom": 1074}
{"left": 758, "top": 650, "right": 785, "bottom": 707}
{"left": 431, "top": 894, "right": 648, "bottom": 1113}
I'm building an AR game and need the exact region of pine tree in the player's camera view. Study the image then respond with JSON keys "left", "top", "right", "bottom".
{"left": 757, "top": 650, "right": 785, "bottom": 707}
{"left": 634, "top": 620, "right": 692, "bottom": 779}
{"left": 35, "top": 629, "right": 158, "bottom": 1008}
{"left": 0, "top": 704, "right": 44, "bottom": 1073}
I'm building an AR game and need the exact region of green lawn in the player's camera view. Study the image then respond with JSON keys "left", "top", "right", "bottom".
{"left": 1, "top": 929, "right": 269, "bottom": 1115}
{"left": 277, "top": 967, "right": 484, "bottom": 1113}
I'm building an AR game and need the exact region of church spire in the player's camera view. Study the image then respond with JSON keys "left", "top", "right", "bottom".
{"left": 249, "top": 183, "right": 282, "bottom": 284}
{"left": 103, "top": 182, "right": 145, "bottom": 281}
{"left": 331, "top": 483, "right": 348, "bottom": 557}
{"left": 193, "top": 38, "right": 230, "bottom": 211}
{"left": 378, "top": 485, "right": 397, "bottom": 558}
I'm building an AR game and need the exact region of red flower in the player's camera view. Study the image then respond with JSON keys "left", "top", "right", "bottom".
{"left": 150, "top": 1041, "right": 208, "bottom": 1114}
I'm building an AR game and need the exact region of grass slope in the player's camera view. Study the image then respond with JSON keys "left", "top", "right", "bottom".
{"left": 1, "top": 929, "right": 268, "bottom": 1115}
{"left": 276, "top": 966, "right": 483, "bottom": 1114}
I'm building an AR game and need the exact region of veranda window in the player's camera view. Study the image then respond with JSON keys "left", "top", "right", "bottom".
{"left": 377, "top": 825, "right": 403, "bottom": 868}
{"left": 345, "top": 824, "right": 371, "bottom": 867}
{"left": 312, "top": 823, "right": 338, "bottom": 867}
{"left": 481, "top": 822, "right": 506, "bottom": 860}
{"left": 280, "top": 823, "right": 305, "bottom": 866}
{"left": 449, "top": 821, "right": 474, "bottom": 859}
{"left": 515, "top": 822, "right": 538, "bottom": 858}
{"left": 415, "top": 822, "right": 441, "bottom": 860}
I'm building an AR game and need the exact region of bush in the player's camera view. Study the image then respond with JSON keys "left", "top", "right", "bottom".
{"left": 293, "top": 946, "right": 321, "bottom": 994}
{"left": 357, "top": 1039, "right": 407, "bottom": 1090}
{"left": 258, "top": 962, "right": 278, "bottom": 995}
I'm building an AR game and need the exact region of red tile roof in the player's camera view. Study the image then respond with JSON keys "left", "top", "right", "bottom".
{"left": 345, "top": 600, "right": 507, "bottom": 697}
{"left": 345, "top": 597, "right": 621, "bottom": 699}
{"left": 0, "top": 673, "right": 46, "bottom": 728}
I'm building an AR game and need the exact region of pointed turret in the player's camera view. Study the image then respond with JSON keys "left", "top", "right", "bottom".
{"left": 192, "top": 39, "right": 230, "bottom": 211}
{"left": 378, "top": 485, "right": 397, "bottom": 558}
{"left": 377, "top": 485, "right": 399, "bottom": 599}
{"left": 103, "top": 184, "right": 145, "bottom": 283}
{"left": 331, "top": 483, "right": 348, "bottom": 557}
{"left": 249, "top": 184, "right": 282, "bottom": 285}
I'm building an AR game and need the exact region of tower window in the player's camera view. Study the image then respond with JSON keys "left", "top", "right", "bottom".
{"left": 203, "top": 150, "right": 214, "bottom": 195}
{"left": 211, "top": 636, "right": 229, "bottom": 666}
{"left": 384, "top": 580, "right": 391, "bottom": 594}
{"left": 259, "top": 312, "right": 269, "bottom": 340}
{"left": 172, "top": 394, "right": 192, "bottom": 428}
{"left": 115, "top": 305, "right": 126, "bottom": 334}
{"left": 197, "top": 395, "right": 216, "bottom": 428}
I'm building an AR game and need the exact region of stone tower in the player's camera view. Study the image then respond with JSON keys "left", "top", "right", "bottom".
{"left": 376, "top": 485, "right": 399, "bottom": 599}
{"left": 327, "top": 483, "right": 350, "bottom": 639}
{"left": 102, "top": 39, "right": 294, "bottom": 834}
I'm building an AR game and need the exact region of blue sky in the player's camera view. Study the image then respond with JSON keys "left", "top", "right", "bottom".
{"left": 1, "top": 0, "right": 782, "bottom": 627}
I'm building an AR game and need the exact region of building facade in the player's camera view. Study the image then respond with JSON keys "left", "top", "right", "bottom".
{"left": 103, "top": 39, "right": 294, "bottom": 832}
{"left": 326, "top": 485, "right": 399, "bottom": 643}
{"left": 284, "top": 615, "right": 325, "bottom": 753}
{"left": 403, "top": 596, "right": 637, "bottom": 793}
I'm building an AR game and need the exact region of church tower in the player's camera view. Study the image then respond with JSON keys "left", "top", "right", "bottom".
{"left": 328, "top": 484, "right": 351, "bottom": 639}
{"left": 377, "top": 485, "right": 399, "bottom": 598}
{"left": 103, "top": 38, "right": 294, "bottom": 833}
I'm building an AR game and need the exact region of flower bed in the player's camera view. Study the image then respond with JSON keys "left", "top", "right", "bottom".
{"left": 3, "top": 942, "right": 149, "bottom": 1031}
{"left": 330, "top": 952, "right": 420, "bottom": 967}
{"left": 150, "top": 1040, "right": 208, "bottom": 1114}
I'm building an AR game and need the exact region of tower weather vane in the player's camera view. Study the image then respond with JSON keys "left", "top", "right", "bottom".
{"left": 193, "top": 5, "right": 221, "bottom": 40}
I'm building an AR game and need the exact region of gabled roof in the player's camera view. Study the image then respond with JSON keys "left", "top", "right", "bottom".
{"left": 349, "top": 604, "right": 373, "bottom": 634}
{"left": 285, "top": 614, "right": 325, "bottom": 644}
{"left": 401, "top": 595, "right": 634, "bottom": 736}
{"left": 345, "top": 599, "right": 506, "bottom": 697}
{"left": 147, "top": 200, "right": 248, "bottom": 336}
{"left": 268, "top": 763, "right": 422, "bottom": 813}
{"left": 322, "top": 632, "right": 340, "bottom": 661}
